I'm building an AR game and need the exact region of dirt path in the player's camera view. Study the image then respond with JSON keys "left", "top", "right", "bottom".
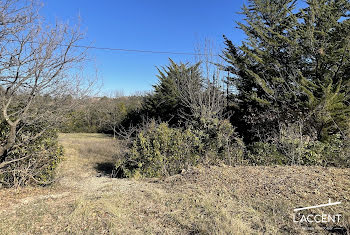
{"left": 56, "top": 133, "right": 146, "bottom": 197}
{"left": 0, "top": 133, "right": 154, "bottom": 234}
{"left": 57, "top": 133, "right": 119, "bottom": 191}
{"left": 0, "top": 134, "right": 125, "bottom": 208}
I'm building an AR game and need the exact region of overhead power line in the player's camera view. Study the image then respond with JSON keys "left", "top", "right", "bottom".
{"left": 7, "top": 39, "right": 221, "bottom": 56}
{"left": 69, "top": 44, "right": 221, "bottom": 57}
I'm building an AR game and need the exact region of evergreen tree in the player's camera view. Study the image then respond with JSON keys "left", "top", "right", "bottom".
{"left": 142, "top": 59, "right": 202, "bottom": 125}
{"left": 297, "top": 0, "right": 350, "bottom": 141}
{"left": 223, "top": 0, "right": 301, "bottom": 143}
{"left": 223, "top": 0, "right": 350, "bottom": 143}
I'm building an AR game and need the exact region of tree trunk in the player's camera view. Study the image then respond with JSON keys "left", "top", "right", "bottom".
{"left": 0, "top": 123, "right": 17, "bottom": 157}
{"left": 113, "top": 127, "right": 116, "bottom": 139}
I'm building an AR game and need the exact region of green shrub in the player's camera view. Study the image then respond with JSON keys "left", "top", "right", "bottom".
{"left": 0, "top": 121, "right": 63, "bottom": 187}
{"left": 313, "top": 134, "right": 350, "bottom": 167}
{"left": 117, "top": 122, "right": 201, "bottom": 178}
{"left": 246, "top": 142, "right": 287, "bottom": 165}
{"left": 191, "top": 118, "right": 245, "bottom": 165}
{"left": 246, "top": 133, "right": 349, "bottom": 167}
{"left": 116, "top": 119, "right": 244, "bottom": 178}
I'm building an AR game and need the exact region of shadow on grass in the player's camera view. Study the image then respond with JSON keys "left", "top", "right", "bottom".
{"left": 95, "top": 162, "right": 126, "bottom": 178}
{"left": 95, "top": 162, "right": 115, "bottom": 176}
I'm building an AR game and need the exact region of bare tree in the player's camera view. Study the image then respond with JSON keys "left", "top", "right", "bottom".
{"left": 176, "top": 39, "right": 226, "bottom": 122}
{"left": 0, "top": 0, "right": 88, "bottom": 166}
{"left": 100, "top": 98, "right": 128, "bottom": 138}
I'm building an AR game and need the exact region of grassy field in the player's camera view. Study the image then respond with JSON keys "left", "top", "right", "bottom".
{"left": 0, "top": 133, "right": 349, "bottom": 234}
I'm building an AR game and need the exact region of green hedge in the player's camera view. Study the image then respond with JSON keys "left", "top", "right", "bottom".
{"left": 116, "top": 119, "right": 245, "bottom": 178}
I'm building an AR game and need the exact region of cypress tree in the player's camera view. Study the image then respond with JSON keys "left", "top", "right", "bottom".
{"left": 223, "top": 0, "right": 350, "bottom": 143}
{"left": 297, "top": 0, "right": 350, "bottom": 141}
{"left": 223, "top": 0, "right": 301, "bottom": 143}
{"left": 142, "top": 59, "right": 202, "bottom": 125}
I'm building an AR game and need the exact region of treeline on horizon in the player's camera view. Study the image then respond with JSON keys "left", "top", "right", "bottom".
{"left": 1, "top": 0, "right": 350, "bottom": 187}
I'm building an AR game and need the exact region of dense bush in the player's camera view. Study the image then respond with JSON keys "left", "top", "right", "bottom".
{"left": 119, "top": 122, "right": 201, "bottom": 177}
{"left": 61, "top": 96, "right": 142, "bottom": 135}
{"left": 62, "top": 110, "right": 100, "bottom": 133}
{"left": 315, "top": 134, "right": 350, "bottom": 167}
{"left": 116, "top": 119, "right": 244, "bottom": 178}
{"left": 246, "top": 142, "right": 287, "bottom": 165}
{"left": 246, "top": 132, "right": 350, "bottom": 167}
{"left": 0, "top": 121, "right": 63, "bottom": 187}
{"left": 190, "top": 118, "right": 245, "bottom": 165}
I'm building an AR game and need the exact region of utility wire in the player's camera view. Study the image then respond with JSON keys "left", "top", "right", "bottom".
{"left": 7, "top": 39, "right": 221, "bottom": 56}
{"left": 69, "top": 44, "right": 220, "bottom": 57}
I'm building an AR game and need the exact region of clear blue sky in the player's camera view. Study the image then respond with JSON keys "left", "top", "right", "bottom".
{"left": 40, "top": 0, "right": 247, "bottom": 95}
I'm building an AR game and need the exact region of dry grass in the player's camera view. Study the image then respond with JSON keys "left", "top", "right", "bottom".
{"left": 0, "top": 133, "right": 349, "bottom": 234}
{"left": 56, "top": 133, "right": 119, "bottom": 187}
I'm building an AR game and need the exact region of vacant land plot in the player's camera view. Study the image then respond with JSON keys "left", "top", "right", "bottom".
{"left": 0, "top": 133, "right": 349, "bottom": 234}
